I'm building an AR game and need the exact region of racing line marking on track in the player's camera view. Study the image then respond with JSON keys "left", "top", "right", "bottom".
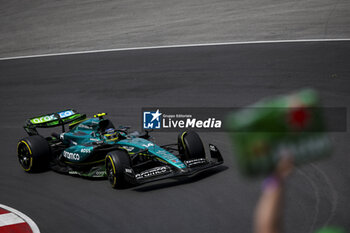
{"left": 0, "top": 38, "right": 350, "bottom": 61}
{"left": 0, "top": 204, "right": 40, "bottom": 233}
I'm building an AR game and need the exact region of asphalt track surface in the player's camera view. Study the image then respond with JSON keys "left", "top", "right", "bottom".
{"left": 0, "top": 41, "right": 349, "bottom": 233}
{"left": 1, "top": 0, "right": 350, "bottom": 58}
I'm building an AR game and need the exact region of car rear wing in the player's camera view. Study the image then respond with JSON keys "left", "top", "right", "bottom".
{"left": 24, "top": 109, "right": 86, "bottom": 136}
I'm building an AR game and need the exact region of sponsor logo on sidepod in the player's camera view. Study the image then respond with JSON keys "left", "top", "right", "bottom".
{"left": 63, "top": 151, "right": 80, "bottom": 160}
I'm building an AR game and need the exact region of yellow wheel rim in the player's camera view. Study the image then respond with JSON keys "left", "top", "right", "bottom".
{"left": 17, "top": 141, "right": 33, "bottom": 172}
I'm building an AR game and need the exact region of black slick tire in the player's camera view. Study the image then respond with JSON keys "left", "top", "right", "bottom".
{"left": 17, "top": 135, "right": 50, "bottom": 172}
{"left": 178, "top": 130, "right": 205, "bottom": 160}
{"left": 105, "top": 150, "right": 131, "bottom": 189}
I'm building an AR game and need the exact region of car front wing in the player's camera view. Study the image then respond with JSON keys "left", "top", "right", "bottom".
{"left": 123, "top": 144, "right": 224, "bottom": 185}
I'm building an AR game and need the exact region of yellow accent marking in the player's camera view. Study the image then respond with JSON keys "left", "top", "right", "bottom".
{"left": 17, "top": 141, "right": 33, "bottom": 172}
{"left": 156, "top": 158, "right": 167, "bottom": 163}
{"left": 69, "top": 119, "right": 87, "bottom": 127}
{"left": 107, "top": 155, "right": 117, "bottom": 186}
{"left": 104, "top": 133, "right": 119, "bottom": 141}
{"left": 181, "top": 131, "right": 187, "bottom": 151}
{"left": 94, "top": 113, "right": 106, "bottom": 118}
{"left": 18, "top": 141, "right": 31, "bottom": 154}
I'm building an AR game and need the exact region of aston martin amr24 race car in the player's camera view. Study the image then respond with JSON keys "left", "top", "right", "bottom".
{"left": 17, "top": 109, "right": 223, "bottom": 188}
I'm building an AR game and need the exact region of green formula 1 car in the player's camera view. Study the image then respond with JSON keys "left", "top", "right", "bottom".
{"left": 17, "top": 109, "right": 223, "bottom": 188}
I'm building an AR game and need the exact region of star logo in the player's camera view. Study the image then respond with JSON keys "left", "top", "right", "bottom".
{"left": 143, "top": 109, "right": 162, "bottom": 129}
{"left": 151, "top": 109, "right": 162, "bottom": 122}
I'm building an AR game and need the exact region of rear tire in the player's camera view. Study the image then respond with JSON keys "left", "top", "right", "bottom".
{"left": 178, "top": 131, "right": 205, "bottom": 160}
{"left": 17, "top": 135, "right": 51, "bottom": 172}
{"left": 105, "top": 150, "right": 131, "bottom": 189}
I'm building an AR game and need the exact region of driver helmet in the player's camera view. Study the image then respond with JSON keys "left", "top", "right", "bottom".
{"left": 103, "top": 128, "right": 119, "bottom": 141}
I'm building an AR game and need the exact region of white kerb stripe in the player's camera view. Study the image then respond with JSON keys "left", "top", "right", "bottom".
{"left": 0, "top": 204, "right": 40, "bottom": 233}
{"left": 0, "top": 213, "right": 25, "bottom": 227}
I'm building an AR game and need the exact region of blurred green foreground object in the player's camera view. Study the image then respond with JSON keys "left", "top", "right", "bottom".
{"left": 315, "top": 226, "right": 347, "bottom": 233}
{"left": 226, "top": 89, "right": 332, "bottom": 176}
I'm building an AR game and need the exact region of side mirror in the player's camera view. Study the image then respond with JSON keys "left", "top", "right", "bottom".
{"left": 143, "top": 129, "right": 153, "bottom": 139}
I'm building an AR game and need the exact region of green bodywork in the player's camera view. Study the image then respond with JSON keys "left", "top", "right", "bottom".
{"left": 58, "top": 117, "right": 186, "bottom": 177}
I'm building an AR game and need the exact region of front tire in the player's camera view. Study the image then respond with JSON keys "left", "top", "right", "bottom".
{"left": 105, "top": 150, "right": 131, "bottom": 189}
{"left": 178, "top": 130, "right": 205, "bottom": 160}
{"left": 17, "top": 135, "right": 51, "bottom": 172}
